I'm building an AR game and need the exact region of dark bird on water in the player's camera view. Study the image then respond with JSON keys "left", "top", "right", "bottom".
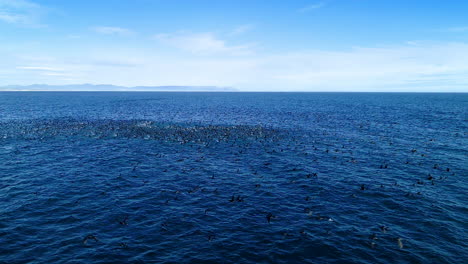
{"left": 115, "top": 242, "right": 128, "bottom": 249}
{"left": 379, "top": 226, "right": 389, "bottom": 233}
{"left": 83, "top": 235, "right": 98, "bottom": 245}
{"left": 119, "top": 215, "right": 129, "bottom": 225}
{"left": 266, "top": 213, "right": 274, "bottom": 223}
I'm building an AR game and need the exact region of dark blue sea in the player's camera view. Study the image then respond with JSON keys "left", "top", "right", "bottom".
{"left": 0, "top": 92, "right": 467, "bottom": 264}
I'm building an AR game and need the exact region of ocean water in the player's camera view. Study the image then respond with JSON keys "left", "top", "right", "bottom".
{"left": 0, "top": 92, "right": 466, "bottom": 264}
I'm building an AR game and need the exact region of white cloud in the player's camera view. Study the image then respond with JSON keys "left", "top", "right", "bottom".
{"left": 154, "top": 32, "right": 254, "bottom": 56}
{"left": 447, "top": 26, "right": 468, "bottom": 32}
{"left": 92, "top": 26, "right": 134, "bottom": 36}
{"left": 67, "top": 34, "right": 82, "bottom": 39}
{"left": 229, "top": 24, "right": 253, "bottom": 36}
{"left": 252, "top": 43, "right": 468, "bottom": 91}
{"left": 0, "top": 12, "right": 27, "bottom": 23}
{"left": 16, "top": 65, "right": 74, "bottom": 79}
{"left": 0, "top": 0, "right": 38, "bottom": 9}
{"left": 3, "top": 42, "right": 468, "bottom": 92}
{"left": 298, "top": 2, "right": 326, "bottom": 13}
{"left": 40, "top": 72, "right": 70, "bottom": 77}
{"left": 0, "top": 0, "right": 44, "bottom": 25}
{"left": 17, "top": 66, "right": 64, "bottom": 71}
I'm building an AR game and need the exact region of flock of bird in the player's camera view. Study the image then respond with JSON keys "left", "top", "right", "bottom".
{"left": 2, "top": 117, "right": 460, "bottom": 262}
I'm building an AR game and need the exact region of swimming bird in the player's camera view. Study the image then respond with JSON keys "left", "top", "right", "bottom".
{"left": 379, "top": 226, "right": 389, "bottom": 233}
{"left": 119, "top": 216, "right": 129, "bottom": 225}
{"left": 266, "top": 213, "right": 274, "bottom": 223}
{"left": 397, "top": 238, "right": 404, "bottom": 249}
{"left": 132, "top": 162, "right": 141, "bottom": 171}
{"left": 83, "top": 235, "right": 98, "bottom": 245}
{"left": 115, "top": 242, "right": 128, "bottom": 249}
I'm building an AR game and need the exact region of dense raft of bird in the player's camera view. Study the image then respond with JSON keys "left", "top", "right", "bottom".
{"left": 0, "top": 118, "right": 460, "bottom": 262}
{"left": 1, "top": 119, "right": 279, "bottom": 143}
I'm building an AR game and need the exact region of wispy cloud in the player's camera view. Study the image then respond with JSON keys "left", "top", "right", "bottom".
{"left": 298, "top": 1, "right": 326, "bottom": 13}
{"left": 0, "top": 12, "right": 27, "bottom": 23}
{"left": 16, "top": 65, "right": 74, "bottom": 78}
{"left": 67, "top": 34, "right": 82, "bottom": 39}
{"left": 154, "top": 32, "right": 254, "bottom": 56}
{"left": 259, "top": 42, "right": 468, "bottom": 91}
{"left": 4, "top": 39, "right": 468, "bottom": 92}
{"left": 446, "top": 26, "right": 468, "bottom": 32}
{"left": 17, "top": 66, "right": 64, "bottom": 71}
{"left": 0, "top": 0, "right": 44, "bottom": 25}
{"left": 92, "top": 26, "right": 134, "bottom": 36}
{"left": 229, "top": 24, "right": 253, "bottom": 36}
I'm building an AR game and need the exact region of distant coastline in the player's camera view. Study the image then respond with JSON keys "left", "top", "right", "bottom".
{"left": 0, "top": 84, "right": 238, "bottom": 92}
{"left": 0, "top": 84, "right": 466, "bottom": 93}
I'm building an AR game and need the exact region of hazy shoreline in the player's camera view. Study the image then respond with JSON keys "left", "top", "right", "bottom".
{"left": 1, "top": 85, "right": 467, "bottom": 93}
{"left": 0, "top": 84, "right": 238, "bottom": 92}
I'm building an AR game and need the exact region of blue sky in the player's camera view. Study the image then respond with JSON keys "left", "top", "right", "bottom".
{"left": 1, "top": 0, "right": 468, "bottom": 91}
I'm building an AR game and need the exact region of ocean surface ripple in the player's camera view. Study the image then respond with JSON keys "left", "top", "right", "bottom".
{"left": 0, "top": 92, "right": 466, "bottom": 264}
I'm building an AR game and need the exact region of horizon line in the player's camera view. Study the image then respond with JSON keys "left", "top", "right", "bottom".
{"left": 0, "top": 90, "right": 466, "bottom": 93}
{"left": 0, "top": 84, "right": 466, "bottom": 93}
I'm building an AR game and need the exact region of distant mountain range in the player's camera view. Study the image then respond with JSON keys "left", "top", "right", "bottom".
{"left": 0, "top": 84, "right": 237, "bottom": 92}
